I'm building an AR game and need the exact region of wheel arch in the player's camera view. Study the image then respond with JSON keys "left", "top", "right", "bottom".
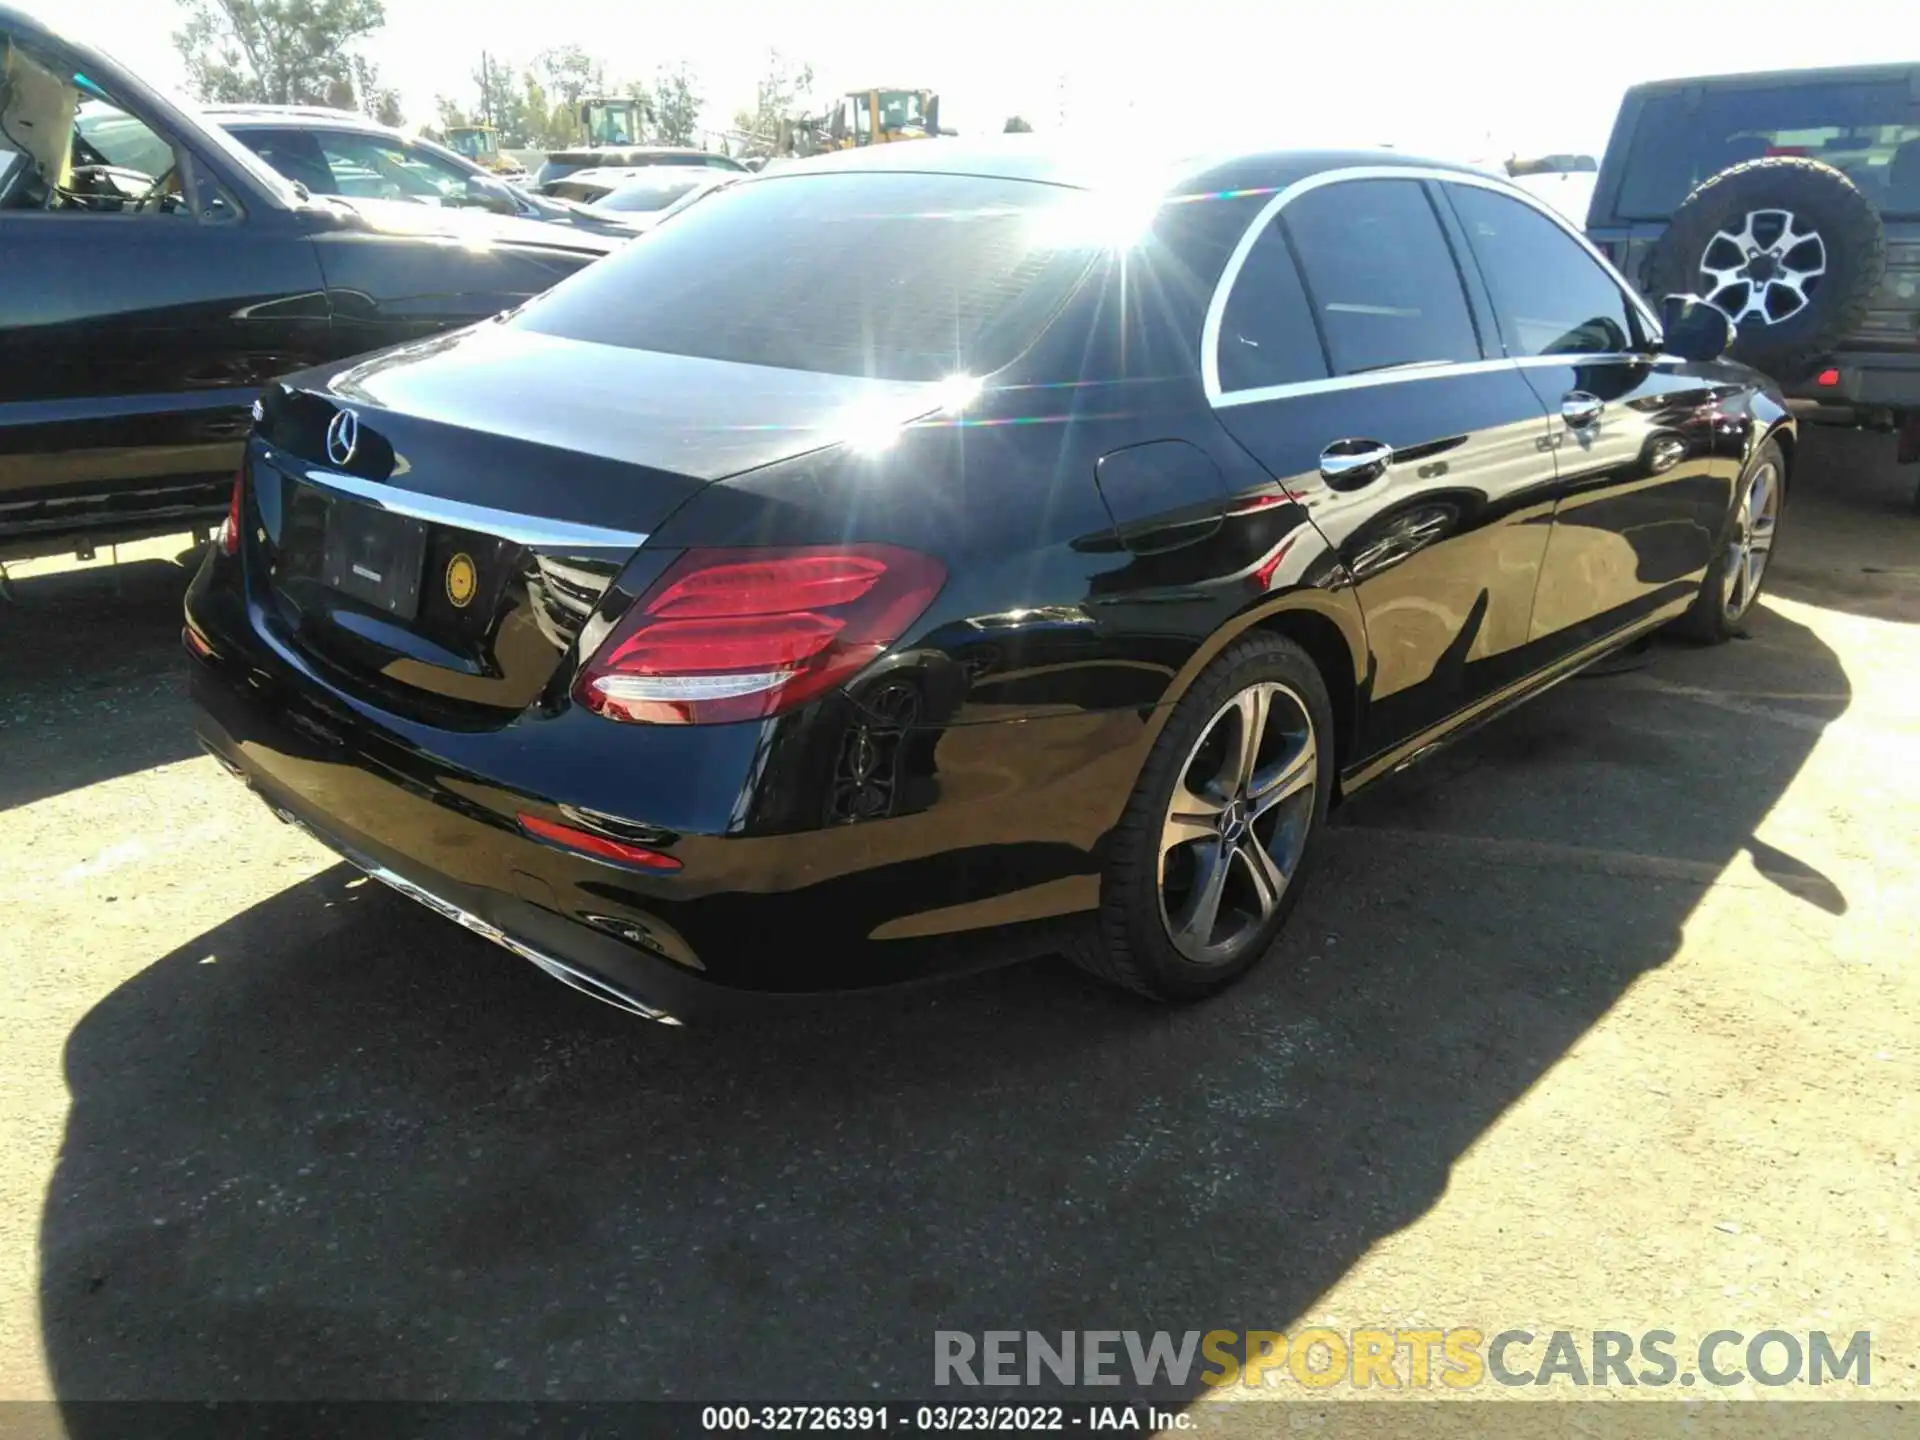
{"left": 1766, "top": 421, "right": 1796, "bottom": 494}
{"left": 1250, "top": 606, "right": 1361, "bottom": 785}
{"left": 1144, "top": 586, "right": 1369, "bottom": 794}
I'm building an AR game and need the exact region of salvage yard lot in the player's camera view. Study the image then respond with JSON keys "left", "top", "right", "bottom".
{"left": 2, "top": 431, "right": 1916, "bottom": 1402}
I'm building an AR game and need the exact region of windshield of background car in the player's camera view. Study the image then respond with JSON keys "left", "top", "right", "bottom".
{"left": 315, "top": 134, "right": 474, "bottom": 202}
{"left": 595, "top": 174, "right": 709, "bottom": 211}
{"left": 511, "top": 172, "right": 1102, "bottom": 382}
{"left": 1616, "top": 81, "right": 1920, "bottom": 219}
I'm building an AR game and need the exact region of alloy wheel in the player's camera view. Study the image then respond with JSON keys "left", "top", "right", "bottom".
{"left": 1157, "top": 680, "right": 1318, "bottom": 965}
{"left": 1722, "top": 459, "right": 1781, "bottom": 622}
{"left": 1699, "top": 209, "right": 1826, "bottom": 327}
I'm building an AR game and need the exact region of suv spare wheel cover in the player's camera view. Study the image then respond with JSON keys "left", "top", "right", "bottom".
{"left": 1643, "top": 155, "right": 1887, "bottom": 380}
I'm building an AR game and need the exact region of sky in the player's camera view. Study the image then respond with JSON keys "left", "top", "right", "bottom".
{"left": 48, "top": 0, "right": 1917, "bottom": 162}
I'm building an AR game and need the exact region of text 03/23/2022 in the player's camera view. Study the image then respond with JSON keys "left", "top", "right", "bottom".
{"left": 701, "top": 1406, "right": 1192, "bottom": 1432}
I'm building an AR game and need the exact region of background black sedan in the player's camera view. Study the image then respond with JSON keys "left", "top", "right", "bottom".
{"left": 203, "top": 105, "right": 643, "bottom": 239}
{"left": 534, "top": 143, "right": 747, "bottom": 192}
{"left": 184, "top": 138, "right": 1789, "bottom": 1022}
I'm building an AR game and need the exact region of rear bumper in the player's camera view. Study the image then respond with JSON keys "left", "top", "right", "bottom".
{"left": 190, "top": 710, "right": 715, "bottom": 1023}
{"left": 184, "top": 556, "right": 1137, "bottom": 1020}
{"left": 1783, "top": 352, "right": 1920, "bottom": 414}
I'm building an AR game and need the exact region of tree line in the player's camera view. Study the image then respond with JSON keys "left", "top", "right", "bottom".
{"left": 438, "top": 46, "right": 705, "bottom": 151}
{"left": 171, "top": 1, "right": 1041, "bottom": 148}
{"left": 170, "top": 0, "right": 714, "bottom": 147}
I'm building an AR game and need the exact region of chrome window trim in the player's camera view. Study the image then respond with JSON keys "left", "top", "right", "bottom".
{"left": 1213, "top": 356, "right": 1521, "bottom": 410}
{"left": 300, "top": 469, "right": 648, "bottom": 550}
{"left": 1201, "top": 164, "right": 1665, "bottom": 409}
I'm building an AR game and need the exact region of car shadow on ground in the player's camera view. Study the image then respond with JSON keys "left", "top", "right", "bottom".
{"left": 0, "top": 551, "right": 205, "bottom": 813}
{"left": 1765, "top": 429, "right": 1920, "bottom": 625}
{"left": 37, "top": 598, "right": 1849, "bottom": 1405}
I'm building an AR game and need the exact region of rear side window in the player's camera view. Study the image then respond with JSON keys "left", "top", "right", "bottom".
{"left": 1215, "top": 221, "right": 1329, "bottom": 393}
{"left": 1447, "top": 184, "right": 1639, "bottom": 356}
{"left": 1282, "top": 179, "right": 1481, "bottom": 376}
{"left": 1616, "top": 82, "right": 1920, "bottom": 219}
{"left": 512, "top": 172, "right": 1098, "bottom": 382}
{"left": 236, "top": 128, "right": 337, "bottom": 195}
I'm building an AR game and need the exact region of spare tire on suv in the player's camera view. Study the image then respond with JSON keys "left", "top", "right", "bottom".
{"left": 1643, "top": 156, "right": 1886, "bottom": 380}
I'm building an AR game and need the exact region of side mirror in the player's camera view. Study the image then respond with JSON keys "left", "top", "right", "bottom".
{"left": 578, "top": 103, "right": 590, "bottom": 125}
{"left": 1659, "top": 294, "right": 1735, "bottom": 363}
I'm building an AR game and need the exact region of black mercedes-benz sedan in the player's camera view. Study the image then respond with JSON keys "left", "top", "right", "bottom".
{"left": 184, "top": 139, "right": 1791, "bottom": 1023}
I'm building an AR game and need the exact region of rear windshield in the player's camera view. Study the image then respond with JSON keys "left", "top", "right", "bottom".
{"left": 1616, "top": 81, "right": 1920, "bottom": 219}
{"left": 512, "top": 171, "right": 1099, "bottom": 382}
{"left": 595, "top": 175, "right": 709, "bottom": 211}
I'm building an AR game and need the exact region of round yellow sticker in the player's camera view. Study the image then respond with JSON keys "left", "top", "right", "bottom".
{"left": 445, "top": 553, "right": 478, "bottom": 608}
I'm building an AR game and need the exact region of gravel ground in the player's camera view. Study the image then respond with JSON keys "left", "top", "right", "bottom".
{"left": 1, "top": 430, "right": 1915, "bottom": 1413}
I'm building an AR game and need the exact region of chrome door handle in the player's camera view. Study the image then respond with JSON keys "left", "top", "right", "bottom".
{"left": 1319, "top": 438, "right": 1393, "bottom": 489}
{"left": 1562, "top": 392, "right": 1604, "bottom": 429}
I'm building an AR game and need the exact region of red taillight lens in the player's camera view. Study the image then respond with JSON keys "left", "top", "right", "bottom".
{"left": 218, "top": 469, "right": 243, "bottom": 555}
{"left": 517, "top": 812, "right": 682, "bottom": 870}
{"left": 1816, "top": 367, "right": 1841, "bottom": 387}
{"left": 574, "top": 544, "right": 945, "bottom": 725}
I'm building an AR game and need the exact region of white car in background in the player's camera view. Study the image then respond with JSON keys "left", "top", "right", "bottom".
{"left": 566, "top": 168, "right": 744, "bottom": 230}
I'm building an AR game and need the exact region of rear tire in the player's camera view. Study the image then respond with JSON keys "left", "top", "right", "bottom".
{"left": 1673, "top": 439, "right": 1785, "bottom": 644}
{"left": 1068, "top": 633, "right": 1334, "bottom": 1001}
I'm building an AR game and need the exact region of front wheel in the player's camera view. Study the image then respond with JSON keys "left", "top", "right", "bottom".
{"left": 1673, "top": 439, "right": 1785, "bottom": 644}
{"left": 1069, "top": 633, "right": 1335, "bottom": 1001}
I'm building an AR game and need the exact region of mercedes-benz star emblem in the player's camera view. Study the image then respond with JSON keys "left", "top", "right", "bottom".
{"left": 325, "top": 408, "right": 360, "bottom": 467}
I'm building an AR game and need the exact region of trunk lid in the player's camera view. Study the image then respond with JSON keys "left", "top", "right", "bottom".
{"left": 249, "top": 324, "right": 941, "bottom": 724}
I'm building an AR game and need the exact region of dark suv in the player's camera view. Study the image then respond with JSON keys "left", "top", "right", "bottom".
{"left": 1588, "top": 64, "right": 1920, "bottom": 491}
{"left": 0, "top": 6, "right": 615, "bottom": 566}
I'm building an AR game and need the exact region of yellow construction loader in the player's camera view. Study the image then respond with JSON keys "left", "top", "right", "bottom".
{"left": 577, "top": 96, "right": 648, "bottom": 148}
{"left": 443, "top": 124, "right": 526, "bottom": 179}
{"left": 787, "top": 89, "right": 946, "bottom": 155}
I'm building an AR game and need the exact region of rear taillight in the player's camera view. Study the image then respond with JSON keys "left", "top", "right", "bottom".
{"left": 217, "top": 469, "right": 242, "bottom": 555}
{"left": 574, "top": 545, "right": 945, "bottom": 725}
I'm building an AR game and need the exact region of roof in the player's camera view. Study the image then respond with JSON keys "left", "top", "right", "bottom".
{"left": 205, "top": 105, "right": 399, "bottom": 135}
{"left": 766, "top": 136, "right": 1491, "bottom": 196}
{"left": 573, "top": 166, "right": 723, "bottom": 184}
{"left": 1624, "top": 61, "right": 1920, "bottom": 95}
{"left": 551, "top": 145, "right": 728, "bottom": 160}
{"left": 204, "top": 104, "right": 374, "bottom": 121}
